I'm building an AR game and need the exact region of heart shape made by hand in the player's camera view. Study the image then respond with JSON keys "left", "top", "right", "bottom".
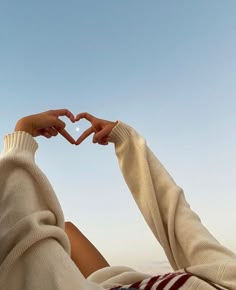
{"left": 59, "top": 116, "right": 92, "bottom": 145}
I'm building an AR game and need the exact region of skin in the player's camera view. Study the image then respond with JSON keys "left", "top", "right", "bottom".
{"left": 15, "top": 109, "right": 76, "bottom": 144}
{"left": 65, "top": 221, "right": 110, "bottom": 278}
{"left": 15, "top": 109, "right": 118, "bottom": 146}
{"left": 14, "top": 109, "right": 118, "bottom": 278}
{"left": 75, "top": 112, "right": 118, "bottom": 145}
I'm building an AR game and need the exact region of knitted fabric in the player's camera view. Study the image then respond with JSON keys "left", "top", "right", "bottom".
{"left": 0, "top": 123, "right": 235, "bottom": 289}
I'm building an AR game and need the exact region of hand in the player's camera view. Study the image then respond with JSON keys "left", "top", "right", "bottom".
{"left": 75, "top": 112, "right": 118, "bottom": 145}
{"left": 15, "top": 109, "right": 76, "bottom": 144}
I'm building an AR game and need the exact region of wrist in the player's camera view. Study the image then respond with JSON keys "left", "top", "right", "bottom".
{"left": 15, "top": 117, "right": 34, "bottom": 136}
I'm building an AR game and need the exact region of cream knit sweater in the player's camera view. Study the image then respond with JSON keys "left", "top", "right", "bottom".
{"left": 0, "top": 122, "right": 235, "bottom": 290}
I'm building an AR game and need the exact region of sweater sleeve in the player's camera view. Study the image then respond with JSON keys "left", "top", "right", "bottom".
{"left": 109, "top": 122, "right": 236, "bottom": 289}
{"left": 0, "top": 131, "right": 103, "bottom": 290}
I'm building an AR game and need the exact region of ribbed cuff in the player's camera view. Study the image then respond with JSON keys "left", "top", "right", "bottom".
{"left": 109, "top": 121, "right": 133, "bottom": 144}
{"left": 3, "top": 131, "right": 38, "bottom": 156}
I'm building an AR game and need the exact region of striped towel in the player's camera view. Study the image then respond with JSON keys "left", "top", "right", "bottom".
{"left": 110, "top": 272, "right": 193, "bottom": 290}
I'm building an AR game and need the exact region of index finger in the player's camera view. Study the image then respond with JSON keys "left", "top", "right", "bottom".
{"left": 51, "top": 109, "right": 75, "bottom": 122}
{"left": 58, "top": 129, "right": 75, "bottom": 145}
{"left": 75, "top": 126, "right": 94, "bottom": 145}
{"left": 75, "top": 112, "right": 96, "bottom": 123}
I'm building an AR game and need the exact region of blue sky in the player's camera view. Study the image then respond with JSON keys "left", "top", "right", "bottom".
{"left": 1, "top": 0, "right": 236, "bottom": 274}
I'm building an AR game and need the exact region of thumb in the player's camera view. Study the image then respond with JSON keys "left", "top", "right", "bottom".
{"left": 51, "top": 117, "right": 66, "bottom": 132}
{"left": 93, "top": 125, "right": 112, "bottom": 143}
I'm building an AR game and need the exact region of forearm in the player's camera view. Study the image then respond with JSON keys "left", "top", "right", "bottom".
{"left": 110, "top": 122, "right": 236, "bottom": 273}
{"left": 109, "top": 122, "right": 181, "bottom": 269}
{"left": 0, "top": 131, "right": 87, "bottom": 289}
{"left": 0, "top": 131, "right": 66, "bottom": 230}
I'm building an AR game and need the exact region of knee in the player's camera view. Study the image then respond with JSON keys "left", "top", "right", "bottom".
{"left": 65, "top": 221, "right": 73, "bottom": 227}
{"left": 65, "top": 221, "right": 74, "bottom": 233}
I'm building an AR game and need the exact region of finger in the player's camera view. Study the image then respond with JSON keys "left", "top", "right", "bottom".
{"left": 101, "top": 136, "right": 111, "bottom": 142}
{"left": 51, "top": 117, "right": 66, "bottom": 131}
{"left": 75, "top": 112, "right": 96, "bottom": 123}
{"left": 99, "top": 140, "right": 109, "bottom": 145}
{"left": 51, "top": 109, "right": 75, "bottom": 123}
{"left": 93, "top": 125, "right": 112, "bottom": 143}
{"left": 97, "top": 136, "right": 109, "bottom": 145}
{"left": 100, "top": 137, "right": 110, "bottom": 144}
{"left": 59, "top": 129, "right": 75, "bottom": 144}
{"left": 92, "top": 134, "right": 98, "bottom": 143}
{"left": 75, "top": 126, "right": 94, "bottom": 145}
{"left": 37, "top": 128, "right": 51, "bottom": 138}
{"left": 93, "top": 134, "right": 109, "bottom": 144}
{"left": 42, "top": 131, "right": 52, "bottom": 138}
{"left": 46, "top": 127, "right": 58, "bottom": 137}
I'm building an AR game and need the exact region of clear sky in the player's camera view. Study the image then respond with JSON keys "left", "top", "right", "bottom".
{"left": 1, "top": 0, "right": 236, "bottom": 274}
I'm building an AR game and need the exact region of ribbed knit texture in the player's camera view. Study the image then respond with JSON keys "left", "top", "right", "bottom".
{"left": 2, "top": 131, "right": 38, "bottom": 159}
{"left": 0, "top": 125, "right": 235, "bottom": 289}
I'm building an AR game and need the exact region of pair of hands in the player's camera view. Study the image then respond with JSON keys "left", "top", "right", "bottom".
{"left": 15, "top": 109, "right": 118, "bottom": 146}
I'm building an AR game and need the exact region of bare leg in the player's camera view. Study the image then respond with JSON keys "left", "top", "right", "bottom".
{"left": 65, "top": 221, "right": 110, "bottom": 278}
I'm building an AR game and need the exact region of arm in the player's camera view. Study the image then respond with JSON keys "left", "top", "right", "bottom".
{"left": 109, "top": 122, "right": 182, "bottom": 269}
{"left": 75, "top": 113, "right": 182, "bottom": 269}
{"left": 76, "top": 113, "right": 236, "bottom": 289}
{"left": 109, "top": 122, "right": 236, "bottom": 288}
{"left": 0, "top": 110, "right": 102, "bottom": 290}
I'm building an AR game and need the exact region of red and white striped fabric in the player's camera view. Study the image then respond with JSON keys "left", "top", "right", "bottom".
{"left": 110, "top": 272, "right": 193, "bottom": 290}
